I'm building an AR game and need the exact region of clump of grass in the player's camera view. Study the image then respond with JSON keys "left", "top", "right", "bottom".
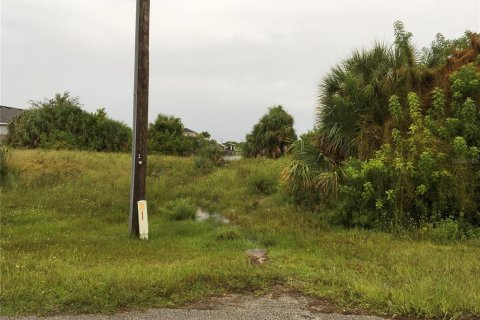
{"left": 235, "top": 164, "right": 251, "bottom": 179}
{"left": 163, "top": 198, "right": 196, "bottom": 221}
{"left": 416, "top": 219, "right": 480, "bottom": 244}
{"left": 215, "top": 226, "right": 241, "bottom": 241}
{"left": 428, "top": 219, "right": 462, "bottom": 243}
{"left": 193, "top": 156, "right": 215, "bottom": 171}
{"left": 248, "top": 170, "right": 278, "bottom": 195}
{"left": 147, "top": 158, "right": 162, "bottom": 177}
{"left": 0, "top": 144, "right": 10, "bottom": 186}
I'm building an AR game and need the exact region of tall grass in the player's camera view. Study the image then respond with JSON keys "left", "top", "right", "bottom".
{"left": 1, "top": 150, "right": 479, "bottom": 318}
{"left": 0, "top": 144, "right": 10, "bottom": 186}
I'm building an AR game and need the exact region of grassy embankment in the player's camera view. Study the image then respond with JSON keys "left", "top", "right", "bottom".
{"left": 1, "top": 150, "right": 479, "bottom": 318}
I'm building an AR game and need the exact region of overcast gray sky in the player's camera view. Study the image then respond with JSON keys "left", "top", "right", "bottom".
{"left": 1, "top": 0, "right": 479, "bottom": 141}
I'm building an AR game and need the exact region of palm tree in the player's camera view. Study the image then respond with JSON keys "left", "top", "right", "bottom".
{"left": 318, "top": 42, "right": 396, "bottom": 157}
{"left": 244, "top": 106, "right": 297, "bottom": 158}
{"left": 284, "top": 21, "right": 420, "bottom": 200}
{"left": 282, "top": 126, "right": 353, "bottom": 202}
{"left": 318, "top": 21, "right": 421, "bottom": 156}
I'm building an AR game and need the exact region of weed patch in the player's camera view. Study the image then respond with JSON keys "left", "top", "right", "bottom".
{"left": 215, "top": 226, "right": 241, "bottom": 241}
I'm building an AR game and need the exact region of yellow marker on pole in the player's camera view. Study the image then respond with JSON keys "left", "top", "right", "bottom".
{"left": 137, "top": 200, "right": 149, "bottom": 240}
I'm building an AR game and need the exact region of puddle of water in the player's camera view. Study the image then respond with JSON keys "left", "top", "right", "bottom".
{"left": 195, "top": 208, "right": 230, "bottom": 224}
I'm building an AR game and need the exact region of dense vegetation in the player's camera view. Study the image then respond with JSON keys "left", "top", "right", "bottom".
{"left": 7, "top": 92, "right": 131, "bottom": 152}
{"left": 148, "top": 114, "right": 213, "bottom": 156}
{"left": 1, "top": 150, "right": 479, "bottom": 318}
{"left": 5, "top": 93, "right": 221, "bottom": 159}
{"left": 243, "top": 105, "right": 297, "bottom": 158}
{"left": 283, "top": 22, "right": 480, "bottom": 231}
{"left": 147, "top": 114, "right": 224, "bottom": 169}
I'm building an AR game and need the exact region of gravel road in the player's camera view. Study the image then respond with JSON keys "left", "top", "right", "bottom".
{"left": 1, "top": 292, "right": 387, "bottom": 320}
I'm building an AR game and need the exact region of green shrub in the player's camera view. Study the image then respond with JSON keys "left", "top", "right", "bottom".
{"left": 416, "top": 219, "right": 480, "bottom": 244}
{"left": 280, "top": 130, "right": 347, "bottom": 208}
{"left": 193, "top": 156, "right": 215, "bottom": 171}
{"left": 428, "top": 219, "right": 462, "bottom": 243}
{"left": 337, "top": 90, "right": 480, "bottom": 229}
{"left": 163, "top": 199, "right": 196, "bottom": 221}
{"left": 193, "top": 143, "right": 224, "bottom": 171}
{"left": 148, "top": 114, "right": 214, "bottom": 156}
{"left": 7, "top": 93, "right": 131, "bottom": 152}
{"left": 39, "top": 130, "right": 78, "bottom": 150}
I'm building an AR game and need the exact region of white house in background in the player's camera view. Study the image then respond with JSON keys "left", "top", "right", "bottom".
{"left": 182, "top": 128, "right": 199, "bottom": 137}
{"left": 0, "top": 106, "right": 25, "bottom": 138}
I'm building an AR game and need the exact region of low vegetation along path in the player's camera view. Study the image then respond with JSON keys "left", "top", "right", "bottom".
{"left": 1, "top": 292, "right": 384, "bottom": 320}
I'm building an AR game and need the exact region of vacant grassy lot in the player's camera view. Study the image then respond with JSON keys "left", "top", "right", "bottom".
{"left": 1, "top": 150, "right": 479, "bottom": 319}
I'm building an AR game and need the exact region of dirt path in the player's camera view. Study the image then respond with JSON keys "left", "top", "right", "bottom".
{"left": 1, "top": 292, "right": 387, "bottom": 320}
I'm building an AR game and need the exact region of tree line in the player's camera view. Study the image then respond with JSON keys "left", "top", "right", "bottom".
{"left": 6, "top": 94, "right": 298, "bottom": 158}
{"left": 7, "top": 93, "right": 131, "bottom": 152}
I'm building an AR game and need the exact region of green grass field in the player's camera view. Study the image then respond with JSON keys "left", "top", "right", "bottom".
{"left": 1, "top": 150, "right": 479, "bottom": 319}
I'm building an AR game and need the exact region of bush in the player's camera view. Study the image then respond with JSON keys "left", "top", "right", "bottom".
{"left": 148, "top": 114, "right": 214, "bottom": 156}
{"left": 193, "top": 143, "right": 224, "bottom": 171}
{"left": 416, "top": 219, "right": 480, "bottom": 244}
{"left": 427, "top": 219, "right": 462, "bottom": 243}
{"left": 7, "top": 93, "right": 131, "bottom": 152}
{"left": 337, "top": 90, "right": 480, "bottom": 229}
{"left": 163, "top": 199, "right": 196, "bottom": 221}
{"left": 193, "top": 156, "right": 215, "bottom": 171}
{"left": 39, "top": 130, "right": 78, "bottom": 150}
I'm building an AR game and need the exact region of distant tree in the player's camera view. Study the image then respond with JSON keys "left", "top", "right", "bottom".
{"left": 148, "top": 114, "right": 188, "bottom": 155}
{"left": 7, "top": 92, "right": 131, "bottom": 152}
{"left": 236, "top": 141, "right": 246, "bottom": 153}
{"left": 148, "top": 114, "right": 211, "bottom": 156}
{"left": 421, "top": 31, "right": 472, "bottom": 68}
{"left": 91, "top": 108, "right": 131, "bottom": 152}
{"left": 243, "top": 105, "right": 297, "bottom": 158}
{"left": 200, "top": 131, "right": 211, "bottom": 139}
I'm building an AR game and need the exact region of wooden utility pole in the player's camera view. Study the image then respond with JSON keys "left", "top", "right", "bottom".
{"left": 129, "top": 0, "right": 150, "bottom": 237}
